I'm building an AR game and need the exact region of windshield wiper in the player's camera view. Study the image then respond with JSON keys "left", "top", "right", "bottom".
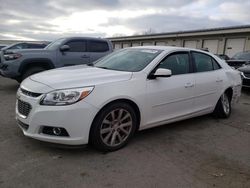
{"left": 96, "top": 66, "right": 109, "bottom": 69}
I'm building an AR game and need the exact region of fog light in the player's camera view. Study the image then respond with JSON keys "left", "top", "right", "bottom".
{"left": 53, "top": 127, "right": 62, "bottom": 136}
{"left": 41, "top": 126, "right": 69, "bottom": 137}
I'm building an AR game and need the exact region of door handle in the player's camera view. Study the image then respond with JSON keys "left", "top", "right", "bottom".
{"left": 81, "top": 55, "right": 89, "bottom": 58}
{"left": 185, "top": 83, "right": 194, "bottom": 88}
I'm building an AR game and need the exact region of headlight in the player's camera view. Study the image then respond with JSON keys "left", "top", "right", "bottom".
{"left": 4, "top": 53, "right": 22, "bottom": 61}
{"left": 40, "top": 87, "right": 94, "bottom": 106}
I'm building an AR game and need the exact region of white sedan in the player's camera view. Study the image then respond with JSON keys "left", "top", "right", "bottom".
{"left": 16, "top": 46, "right": 242, "bottom": 151}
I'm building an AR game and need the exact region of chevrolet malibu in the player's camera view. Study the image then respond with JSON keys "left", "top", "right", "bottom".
{"left": 16, "top": 46, "right": 242, "bottom": 151}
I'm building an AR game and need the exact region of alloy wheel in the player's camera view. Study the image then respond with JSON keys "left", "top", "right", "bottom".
{"left": 100, "top": 108, "right": 133, "bottom": 147}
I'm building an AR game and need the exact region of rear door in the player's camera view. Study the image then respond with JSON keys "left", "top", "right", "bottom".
{"left": 59, "top": 39, "right": 90, "bottom": 66}
{"left": 146, "top": 51, "right": 195, "bottom": 125}
{"left": 191, "top": 51, "right": 223, "bottom": 112}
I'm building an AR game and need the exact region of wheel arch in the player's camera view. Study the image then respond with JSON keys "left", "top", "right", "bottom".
{"left": 89, "top": 98, "right": 141, "bottom": 142}
{"left": 18, "top": 58, "right": 55, "bottom": 74}
{"left": 224, "top": 87, "right": 233, "bottom": 102}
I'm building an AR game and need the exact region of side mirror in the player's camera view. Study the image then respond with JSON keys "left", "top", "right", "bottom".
{"left": 154, "top": 68, "right": 172, "bottom": 77}
{"left": 60, "top": 45, "right": 70, "bottom": 52}
{"left": 149, "top": 68, "right": 172, "bottom": 79}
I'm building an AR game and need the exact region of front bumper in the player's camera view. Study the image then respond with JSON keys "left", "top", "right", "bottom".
{"left": 0, "top": 62, "right": 20, "bottom": 78}
{"left": 16, "top": 89, "right": 99, "bottom": 145}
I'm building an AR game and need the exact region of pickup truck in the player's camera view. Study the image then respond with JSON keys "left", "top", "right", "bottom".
{"left": 0, "top": 37, "right": 113, "bottom": 82}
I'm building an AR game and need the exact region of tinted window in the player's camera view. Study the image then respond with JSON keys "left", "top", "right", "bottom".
{"left": 66, "top": 40, "right": 86, "bottom": 52}
{"left": 158, "top": 53, "right": 190, "bottom": 75}
{"left": 192, "top": 52, "right": 213, "bottom": 72}
{"left": 89, "top": 41, "right": 109, "bottom": 52}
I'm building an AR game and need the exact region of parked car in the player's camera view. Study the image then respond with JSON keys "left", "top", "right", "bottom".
{"left": 238, "top": 64, "right": 250, "bottom": 87}
{"left": 0, "top": 37, "right": 113, "bottom": 82}
{"left": 226, "top": 51, "right": 250, "bottom": 68}
{"left": 215, "top": 54, "right": 230, "bottom": 60}
{"left": 16, "top": 46, "right": 242, "bottom": 152}
{"left": 1, "top": 42, "right": 47, "bottom": 53}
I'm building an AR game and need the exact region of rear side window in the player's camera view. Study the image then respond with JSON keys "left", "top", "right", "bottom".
{"left": 89, "top": 41, "right": 109, "bottom": 52}
{"left": 158, "top": 53, "right": 190, "bottom": 75}
{"left": 65, "top": 40, "right": 86, "bottom": 52}
{"left": 192, "top": 52, "right": 221, "bottom": 72}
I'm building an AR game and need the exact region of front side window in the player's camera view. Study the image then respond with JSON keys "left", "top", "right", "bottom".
{"left": 66, "top": 40, "right": 86, "bottom": 52}
{"left": 158, "top": 53, "right": 190, "bottom": 75}
{"left": 94, "top": 49, "right": 162, "bottom": 72}
{"left": 89, "top": 41, "right": 109, "bottom": 52}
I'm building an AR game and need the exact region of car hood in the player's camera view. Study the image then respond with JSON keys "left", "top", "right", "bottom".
{"left": 238, "top": 65, "right": 250, "bottom": 73}
{"left": 29, "top": 65, "right": 133, "bottom": 90}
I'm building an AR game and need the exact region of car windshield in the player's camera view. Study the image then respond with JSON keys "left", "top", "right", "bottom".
{"left": 45, "top": 38, "right": 65, "bottom": 50}
{"left": 94, "top": 48, "right": 162, "bottom": 72}
{"left": 232, "top": 52, "right": 250, "bottom": 60}
{"left": 1, "top": 43, "right": 20, "bottom": 50}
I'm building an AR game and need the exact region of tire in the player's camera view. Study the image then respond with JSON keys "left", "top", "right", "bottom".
{"left": 89, "top": 102, "right": 138, "bottom": 152}
{"left": 213, "top": 92, "right": 231, "bottom": 118}
{"left": 21, "top": 67, "right": 46, "bottom": 81}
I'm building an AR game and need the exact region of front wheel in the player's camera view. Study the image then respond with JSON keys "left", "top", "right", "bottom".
{"left": 213, "top": 92, "right": 231, "bottom": 118}
{"left": 89, "top": 102, "right": 138, "bottom": 152}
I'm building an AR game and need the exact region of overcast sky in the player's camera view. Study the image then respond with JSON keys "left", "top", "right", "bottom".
{"left": 0, "top": 0, "right": 249, "bottom": 41}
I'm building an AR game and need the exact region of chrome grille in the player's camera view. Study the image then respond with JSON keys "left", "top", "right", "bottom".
{"left": 18, "top": 99, "right": 32, "bottom": 118}
{"left": 20, "top": 88, "right": 42, "bottom": 98}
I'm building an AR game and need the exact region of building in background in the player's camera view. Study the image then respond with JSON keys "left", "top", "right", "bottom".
{"left": 108, "top": 25, "right": 250, "bottom": 58}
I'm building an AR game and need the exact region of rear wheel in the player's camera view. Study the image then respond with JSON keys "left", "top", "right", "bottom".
{"left": 90, "top": 102, "right": 137, "bottom": 152}
{"left": 213, "top": 92, "right": 231, "bottom": 118}
{"left": 21, "top": 66, "right": 46, "bottom": 82}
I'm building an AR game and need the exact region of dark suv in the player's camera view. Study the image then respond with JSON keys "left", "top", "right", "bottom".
{"left": 0, "top": 37, "right": 113, "bottom": 82}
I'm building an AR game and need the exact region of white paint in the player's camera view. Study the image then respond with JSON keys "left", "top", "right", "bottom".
{"left": 16, "top": 46, "right": 242, "bottom": 147}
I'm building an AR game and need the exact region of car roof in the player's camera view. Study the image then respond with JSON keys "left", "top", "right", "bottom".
{"left": 62, "top": 37, "right": 109, "bottom": 42}
{"left": 130, "top": 45, "right": 210, "bottom": 53}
